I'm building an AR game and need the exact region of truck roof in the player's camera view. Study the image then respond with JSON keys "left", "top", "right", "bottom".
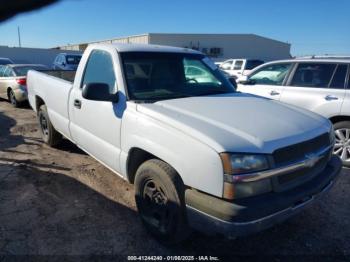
{"left": 90, "top": 43, "right": 202, "bottom": 54}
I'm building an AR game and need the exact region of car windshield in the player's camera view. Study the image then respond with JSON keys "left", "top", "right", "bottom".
{"left": 13, "top": 65, "right": 49, "bottom": 76}
{"left": 66, "top": 55, "right": 81, "bottom": 64}
{"left": 121, "top": 52, "right": 235, "bottom": 102}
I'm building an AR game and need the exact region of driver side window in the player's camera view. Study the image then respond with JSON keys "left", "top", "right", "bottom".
{"left": 249, "top": 63, "right": 292, "bottom": 86}
{"left": 81, "top": 49, "right": 116, "bottom": 93}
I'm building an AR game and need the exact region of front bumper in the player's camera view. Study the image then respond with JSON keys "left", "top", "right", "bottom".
{"left": 185, "top": 155, "right": 342, "bottom": 238}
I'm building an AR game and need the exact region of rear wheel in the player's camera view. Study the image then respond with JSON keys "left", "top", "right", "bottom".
{"left": 333, "top": 121, "right": 350, "bottom": 168}
{"left": 134, "top": 159, "right": 189, "bottom": 244}
{"left": 8, "top": 89, "right": 19, "bottom": 108}
{"left": 38, "top": 105, "right": 62, "bottom": 146}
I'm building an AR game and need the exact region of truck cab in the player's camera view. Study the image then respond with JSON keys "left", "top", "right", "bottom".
{"left": 219, "top": 59, "right": 264, "bottom": 78}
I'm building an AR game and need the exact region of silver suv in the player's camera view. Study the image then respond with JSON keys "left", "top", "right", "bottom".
{"left": 238, "top": 58, "right": 350, "bottom": 166}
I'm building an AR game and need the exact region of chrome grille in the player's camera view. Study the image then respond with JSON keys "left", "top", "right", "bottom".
{"left": 273, "top": 133, "right": 330, "bottom": 167}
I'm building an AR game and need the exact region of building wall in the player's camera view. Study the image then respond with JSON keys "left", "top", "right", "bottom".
{"left": 148, "top": 34, "right": 291, "bottom": 61}
{"left": 57, "top": 33, "right": 291, "bottom": 62}
{"left": 0, "top": 46, "right": 81, "bottom": 66}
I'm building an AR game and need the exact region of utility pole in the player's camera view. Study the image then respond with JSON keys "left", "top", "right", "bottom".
{"left": 17, "top": 26, "right": 21, "bottom": 47}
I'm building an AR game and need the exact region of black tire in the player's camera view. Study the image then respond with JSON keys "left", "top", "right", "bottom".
{"left": 134, "top": 159, "right": 189, "bottom": 244}
{"left": 38, "top": 104, "right": 62, "bottom": 146}
{"left": 8, "top": 89, "right": 19, "bottom": 108}
{"left": 333, "top": 121, "right": 350, "bottom": 168}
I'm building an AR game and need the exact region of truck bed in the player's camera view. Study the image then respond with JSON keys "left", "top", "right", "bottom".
{"left": 27, "top": 70, "right": 74, "bottom": 140}
{"left": 43, "top": 70, "right": 76, "bottom": 83}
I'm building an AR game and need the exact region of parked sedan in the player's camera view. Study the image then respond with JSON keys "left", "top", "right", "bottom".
{"left": 0, "top": 64, "right": 49, "bottom": 107}
{"left": 237, "top": 58, "right": 350, "bottom": 166}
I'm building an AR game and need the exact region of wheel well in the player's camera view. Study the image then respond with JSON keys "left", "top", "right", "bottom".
{"left": 7, "top": 87, "right": 12, "bottom": 96}
{"left": 35, "top": 96, "right": 45, "bottom": 111}
{"left": 127, "top": 148, "right": 158, "bottom": 184}
{"left": 329, "top": 115, "right": 350, "bottom": 124}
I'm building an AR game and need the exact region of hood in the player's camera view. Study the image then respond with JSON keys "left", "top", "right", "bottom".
{"left": 136, "top": 93, "right": 331, "bottom": 153}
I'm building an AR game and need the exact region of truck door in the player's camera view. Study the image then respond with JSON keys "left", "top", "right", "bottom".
{"left": 231, "top": 59, "right": 244, "bottom": 77}
{"left": 69, "top": 49, "right": 123, "bottom": 172}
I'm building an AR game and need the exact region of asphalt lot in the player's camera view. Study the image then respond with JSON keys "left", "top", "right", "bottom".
{"left": 0, "top": 98, "right": 349, "bottom": 260}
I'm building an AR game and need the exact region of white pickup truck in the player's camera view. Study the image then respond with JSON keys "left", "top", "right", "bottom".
{"left": 27, "top": 43, "right": 342, "bottom": 243}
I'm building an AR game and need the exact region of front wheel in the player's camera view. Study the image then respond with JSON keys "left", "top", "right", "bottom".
{"left": 333, "top": 121, "right": 350, "bottom": 168}
{"left": 38, "top": 105, "right": 62, "bottom": 146}
{"left": 134, "top": 159, "right": 189, "bottom": 244}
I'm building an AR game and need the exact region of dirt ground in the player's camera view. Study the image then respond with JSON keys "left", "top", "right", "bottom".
{"left": 0, "top": 98, "right": 349, "bottom": 261}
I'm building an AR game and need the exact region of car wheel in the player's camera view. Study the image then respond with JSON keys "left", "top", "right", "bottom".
{"left": 38, "top": 104, "right": 62, "bottom": 146}
{"left": 333, "top": 121, "right": 350, "bottom": 168}
{"left": 134, "top": 159, "right": 189, "bottom": 244}
{"left": 8, "top": 89, "right": 19, "bottom": 108}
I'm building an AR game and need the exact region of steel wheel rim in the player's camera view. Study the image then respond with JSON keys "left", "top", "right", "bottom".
{"left": 140, "top": 179, "right": 171, "bottom": 233}
{"left": 334, "top": 128, "right": 350, "bottom": 162}
{"left": 39, "top": 113, "right": 49, "bottom": 137}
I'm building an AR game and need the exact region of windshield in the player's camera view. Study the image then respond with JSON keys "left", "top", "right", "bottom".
{"left": 121, "top": 52, "right": 235, "bottom": 101}
{"left": 13, "top": 65, "right": 49, "bottom": 76}
{"left": 66, "top": 55, "right": 82, "bottom": 65}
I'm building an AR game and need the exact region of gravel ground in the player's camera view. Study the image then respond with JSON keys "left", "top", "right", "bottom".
{"left": 0, "top": 98, "right": 349, "bottom": 261}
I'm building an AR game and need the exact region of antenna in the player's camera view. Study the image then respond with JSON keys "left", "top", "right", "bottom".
{"left": 17, "top": 26, "right": 22, "bottom": 47}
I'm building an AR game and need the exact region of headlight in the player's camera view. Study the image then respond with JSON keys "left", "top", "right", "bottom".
{"left": 220, "top": 153, "right": 270, "bottom": 175}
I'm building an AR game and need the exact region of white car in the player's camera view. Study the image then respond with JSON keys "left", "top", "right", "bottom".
{"left": 219, "top": 59, "right": 264, "bottom": 78}
{"left": 237, "top": 58, "right": 350, "bottom": 166}
{"left": 27, "top": 44, "right": 341, "bottom": 243}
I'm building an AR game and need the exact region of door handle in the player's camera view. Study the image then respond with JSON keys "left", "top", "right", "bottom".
{"left": 270, "top": 90, "right": 280, "bottom": 96}
{"left": 74, "top": 99, "right": 82, "bottom": 109}
{"left": 324, "top": 95, "right": 338, "bottom": 101}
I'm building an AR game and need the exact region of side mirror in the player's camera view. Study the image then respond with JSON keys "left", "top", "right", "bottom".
{"left": 82, "top": 83, "right": 119, "bottom": 102}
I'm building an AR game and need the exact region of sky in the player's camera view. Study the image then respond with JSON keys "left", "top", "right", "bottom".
{"left": 0, "top": 0, "right": 349, "bottom": 56}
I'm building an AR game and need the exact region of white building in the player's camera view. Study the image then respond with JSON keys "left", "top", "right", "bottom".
{"left": 58, "top": 33, "right": 291, "bottom": 61}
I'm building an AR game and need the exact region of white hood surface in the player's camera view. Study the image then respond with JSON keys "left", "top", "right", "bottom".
{"left": 137, "top": 93, "right": 330, "bottom": 153}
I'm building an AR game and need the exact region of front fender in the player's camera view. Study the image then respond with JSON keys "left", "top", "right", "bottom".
{"left": 120, "top": 109, "right": 224, "bottom": 198}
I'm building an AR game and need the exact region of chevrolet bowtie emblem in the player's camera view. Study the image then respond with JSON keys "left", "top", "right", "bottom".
{"left": 304, "top": 153, "right": 321, "bottom": 168}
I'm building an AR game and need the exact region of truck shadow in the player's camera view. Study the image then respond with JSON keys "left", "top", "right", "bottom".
{"left": 0, "top": 109, "right": 26, "bottom": 151}
{"left": 0, "top": 162, "right": 146, "bottom": 255}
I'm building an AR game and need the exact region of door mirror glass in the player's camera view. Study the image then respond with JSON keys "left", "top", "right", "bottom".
{"left": 82, "top": 83, "right": 119, "bottom": 102}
